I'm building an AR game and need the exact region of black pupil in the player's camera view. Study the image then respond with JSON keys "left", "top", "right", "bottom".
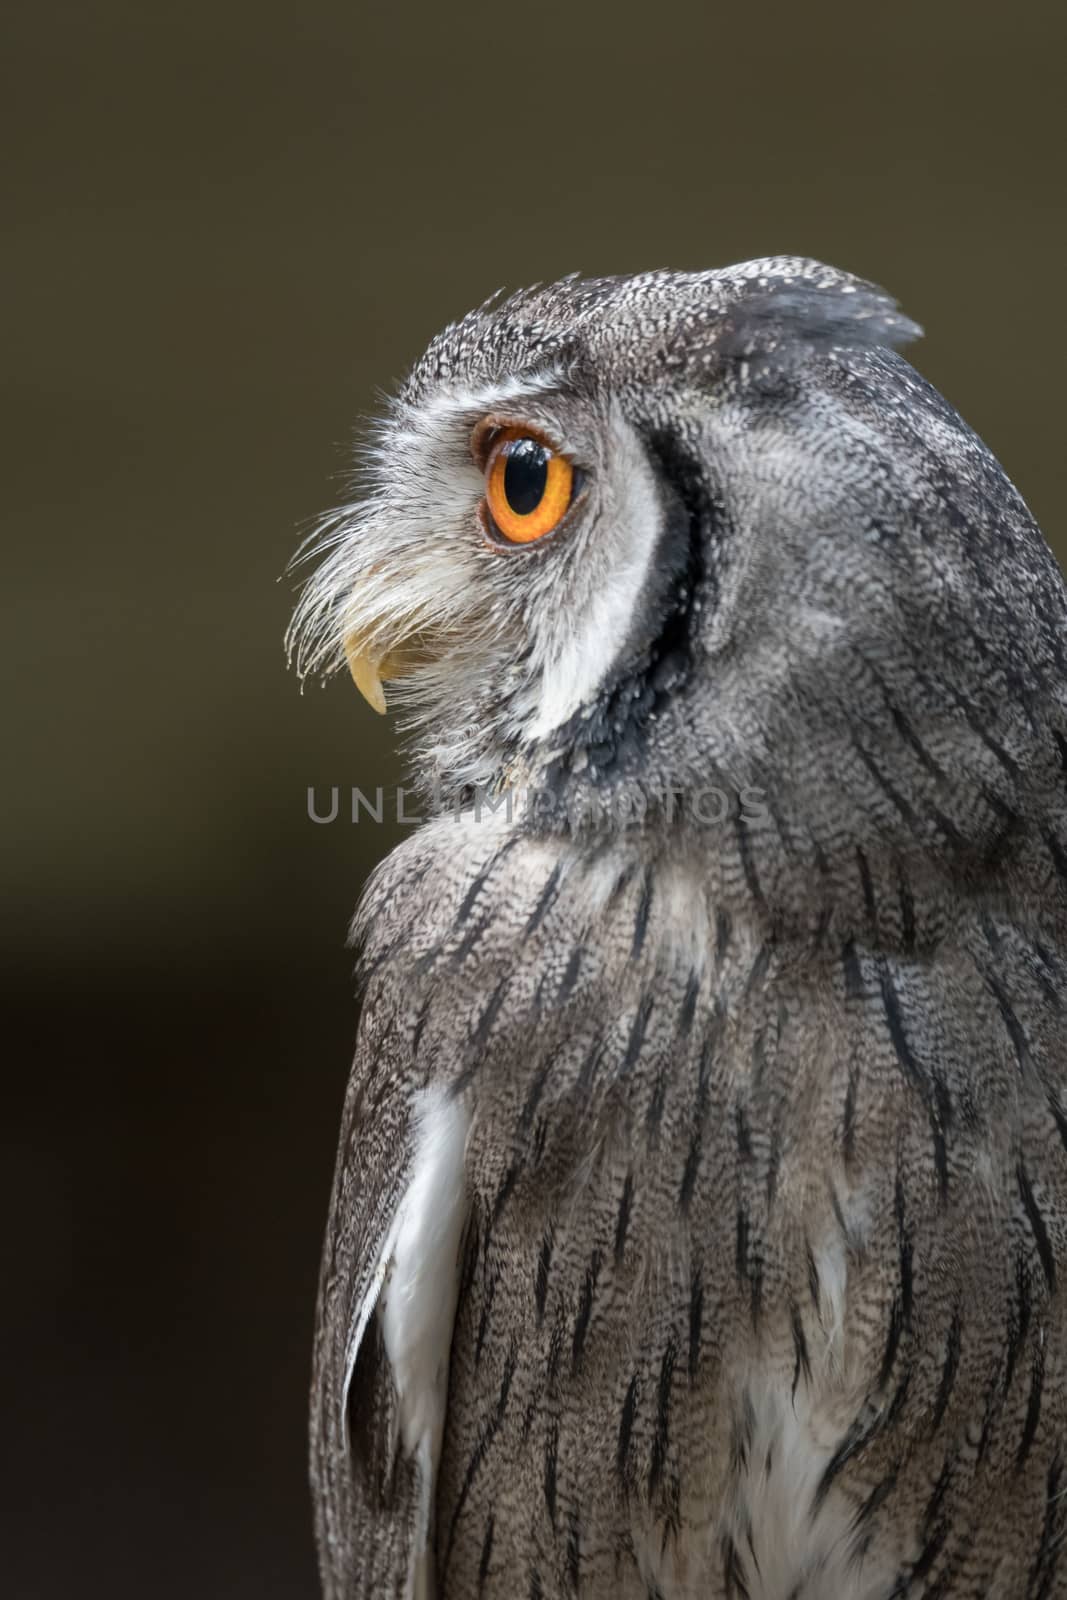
{"left": 503, "top": 438, "right": 549, "bottom": 516}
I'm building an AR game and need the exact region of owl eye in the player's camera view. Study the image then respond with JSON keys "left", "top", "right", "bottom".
{"left": 483, "top": 425, "right": 576, "bottom": 545}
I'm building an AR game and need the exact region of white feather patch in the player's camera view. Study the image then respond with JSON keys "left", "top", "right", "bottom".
{"left": 525, "top": 411, "right": 663, "bottom": 741}
{"left": 378, "top": 1086, "right": 471, "bottom": 1599}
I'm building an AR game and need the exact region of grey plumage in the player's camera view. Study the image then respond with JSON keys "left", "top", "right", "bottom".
{"left": 290, "top": 258, "right": 1067, "bottom": 1598}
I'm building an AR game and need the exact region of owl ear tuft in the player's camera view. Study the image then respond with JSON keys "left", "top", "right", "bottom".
{"left": 716, "top": 276, "right": 922, "bottom": 374}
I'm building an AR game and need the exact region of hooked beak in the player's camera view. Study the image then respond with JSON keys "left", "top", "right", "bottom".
{"left": 343, "top": 631, "right": 427, "bottom": 715}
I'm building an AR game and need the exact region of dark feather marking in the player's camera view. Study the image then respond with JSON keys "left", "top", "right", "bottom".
{"left": 529, "top": 1570, "right": 543, "bottom": 1600}
{"left": 926, "top": 802, "right": 967, "bottom": 850}
{"left": 879, "top": 963, "right": 950, "bottom": 1198}
{"left": 679, "top": 969, "right": 700, "bottom": 1034}
{"left": 456, "top": 837, "right": 516, "bottom": 925}
{"left": 842, "top": 939, "right": 866, "bottom": 1001}
{"left": 571, "top": 1249, "right": 603, "bottom": 1375}
{"left": 735, "top": 1100, "right": 753, "bottom": 1160}
{"left": 736, "top": 1206, "right": 749, "bottom": 1283}
{"left": 1045, "top": 829, "right": 1067, "bottom": 885}
{"left": 1027, "top": 1452, "right": 1065, "bottom": 1600}
{"left": 722, "top": 1533, "right": 752, "bottom": 1600}
{"left": 890, "top": 703, "right": 945, "bottom": 781}
{"left": 1031, "top": 939, "right": 1062, "bottom": 1010}
{"left": 618, "top": 1374, "right": 640, "bottom": 1487}
{"left": 456, "top": 1211, "right": 482, "bottom": 1318}
{"left": 451, "top": 908, "right": 495, "bottom": 967}
{"left": 1017, "top": 1346, "right": 1045, "bottom": 1467}
{"left": 647, "top": 1064, "right": 670, "bottom": 1143}
{"left": 763, "top": 789, "right": 795, "bottom": 862}
{"left": 745, "top": 943, "right": 771, "bottom": 995}
{"left": 830, "top": 1182, "right": 857, "bottom": 1250}
{"left": 567, "top": 1510, "right": 581, "bottom": 1591}
{"left": 856, "top": 846, "right": 878, "bottom": 931}
{"left": 923, "top": 1454, "right": 955, "bottom": 1535}
{"left": 851, "top": 1468, "right": 898, "bottom": 1532}
{"left": 614, "top": 1174, "right": 634, "bottom": 1264}
{"left": 1005, "top": 1254, "right": 1032, "bottom": 1394}
{"left": 931, "top": 1313, "right": 961, "bottom": 1432}
{"left": 443, "top": 1338, "right": 519, "bottom": 1571}
{"left": 547, "top": 1312, "right": 565, "bottom": 1386}
{"left": 524, "top": 861, "right": 562, "bottom": 935}
{"left": 491, "top": 1160, "right": 520, "bottom": 1225}
{"left": 681, "top": 1029, "right": 717, "bottom": 1213}
{"left": 1048, "top": 1093, "right": 1067, "bottom": 1155}
{"left": 688, "top": 1269, "right": 704, "bottom": 1382}
{"left": 765, "top": 1118, "right": 782, "bottom": 1206}
{"left": 411, "top": 990, "right": 434, "bottom": 1058}
{"left": 519, "top": 1054, "right": 555, "bottom": 1133}
{"left": 878, "top": 1296, "right": 904, "bottom": 1391}
{"left": 534, "top": 1227, "right": 554, "bottom": 1324}
{"left": 458, "top": 976, "right": 509, "bottom": 1080}
{"left": 986, "top": 972, "right": 1030, "bottom": 1072}
{"left": 731, "top": 1391, "right": 756, "bottom": 1474}
{"left": 736, "top": 1206, "right": 763, "bottom": 1326}
{"left": 543, "top": 1420, "right": 559, "bottom": 1527}
{"left": 895, "top": 1173, "right": 914, "bottom": 1323}
{"left": 898, "top": 866, "right": 916, "bottom": 952}
{"left": 909, "top": 1516, "right": 951, "bottom": 1586}
{"left": 812, "top": 1412, "right": 879, "bottom": 1515}
{"left": 609, "top": 860, "right": 639, "bottom": 906}
{"left": 806, "top": 1241, "right": 820, "bottom": 1309}
{"left": 622, "top": 994, "right": 655, "bottom": 1076}
{"left": 885, "top": 1365, "right": 913, "bottom": 1429}
{"left": 751, "top": 1026, "right": 768, "bottom": 1089}
{"left": 632, "top": 866, "right": 654, "bottom": 958}
{"left": 478, "top": 1515, "right": 495, "bottom": 1594}
{"left": 649, "top": 1335, "right": 677, "bottom": 1498}
{"left": 679, "top": 1126, "right": 702, "bottom": 1214}
{"left": 940, "top": 683, "right": 1021, "bottom": 779}
{"left": 715, "top": 906, "right": 732, "bottom": 964}
{"left": 660, "top": 1473, "right": 682, "bottom": 1556}
{"left": 358, "top": 936, "right": 405, "bottom": 988}
{"left": 842, "top": 1062, "right": 859, "bottom": 1166}
{"left": 474, "top": 1272, "right": 497, "bottom": 1367}
{"left": 745, "top": 1512, "right": 762, "bottom": 1580}
{"left": 1018, "top": 1163, "right": 1057, "bottom": 1290}
{"left": 976, "top": 1372, "right": 1002, "bottom": 1465}
{"left": 577, "top": 1036, "right": 603, "bottom": 1094}
{"left": 791, "top": 1302, "right": 811, "bottom": 1398}
{"left": 558, "top": 946, "right": 583, "bottom": 1002}
{"left": 879, "top": 964, "right": 923, "bottom": 1091}
{"left": 735, "top": 812, "right": 764, "bottom": 908}
{"left": 851, "top": 734, "right": 919, "bottom": 827}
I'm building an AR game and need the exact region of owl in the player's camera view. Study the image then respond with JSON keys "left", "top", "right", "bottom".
{"left": 288, "top": 259, "right": 1067, "bottom": 1599}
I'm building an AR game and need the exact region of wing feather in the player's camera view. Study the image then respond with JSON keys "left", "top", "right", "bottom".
{"left": 310, "top": 1001, "right": 468, "bottom": 1600}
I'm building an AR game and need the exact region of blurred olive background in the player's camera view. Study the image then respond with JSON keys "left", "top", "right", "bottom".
{"left": 4, "top": 2, "right": 1064, "bottom": 1595}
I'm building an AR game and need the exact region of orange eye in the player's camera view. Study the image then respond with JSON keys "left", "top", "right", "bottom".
{"left": 483, "top": 426, "right": 576, "bottom": 545}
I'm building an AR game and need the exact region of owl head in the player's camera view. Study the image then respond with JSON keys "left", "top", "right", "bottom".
{"left": 288, "top": 258, "right": 1066, "bottom": 912}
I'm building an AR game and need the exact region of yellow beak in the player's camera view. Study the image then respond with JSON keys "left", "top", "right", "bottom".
{"left": 344, "top": 640, "right": 388, "bottom": 714}
{"left": 343, "top": 632, "right": 427, "bottom": 715}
